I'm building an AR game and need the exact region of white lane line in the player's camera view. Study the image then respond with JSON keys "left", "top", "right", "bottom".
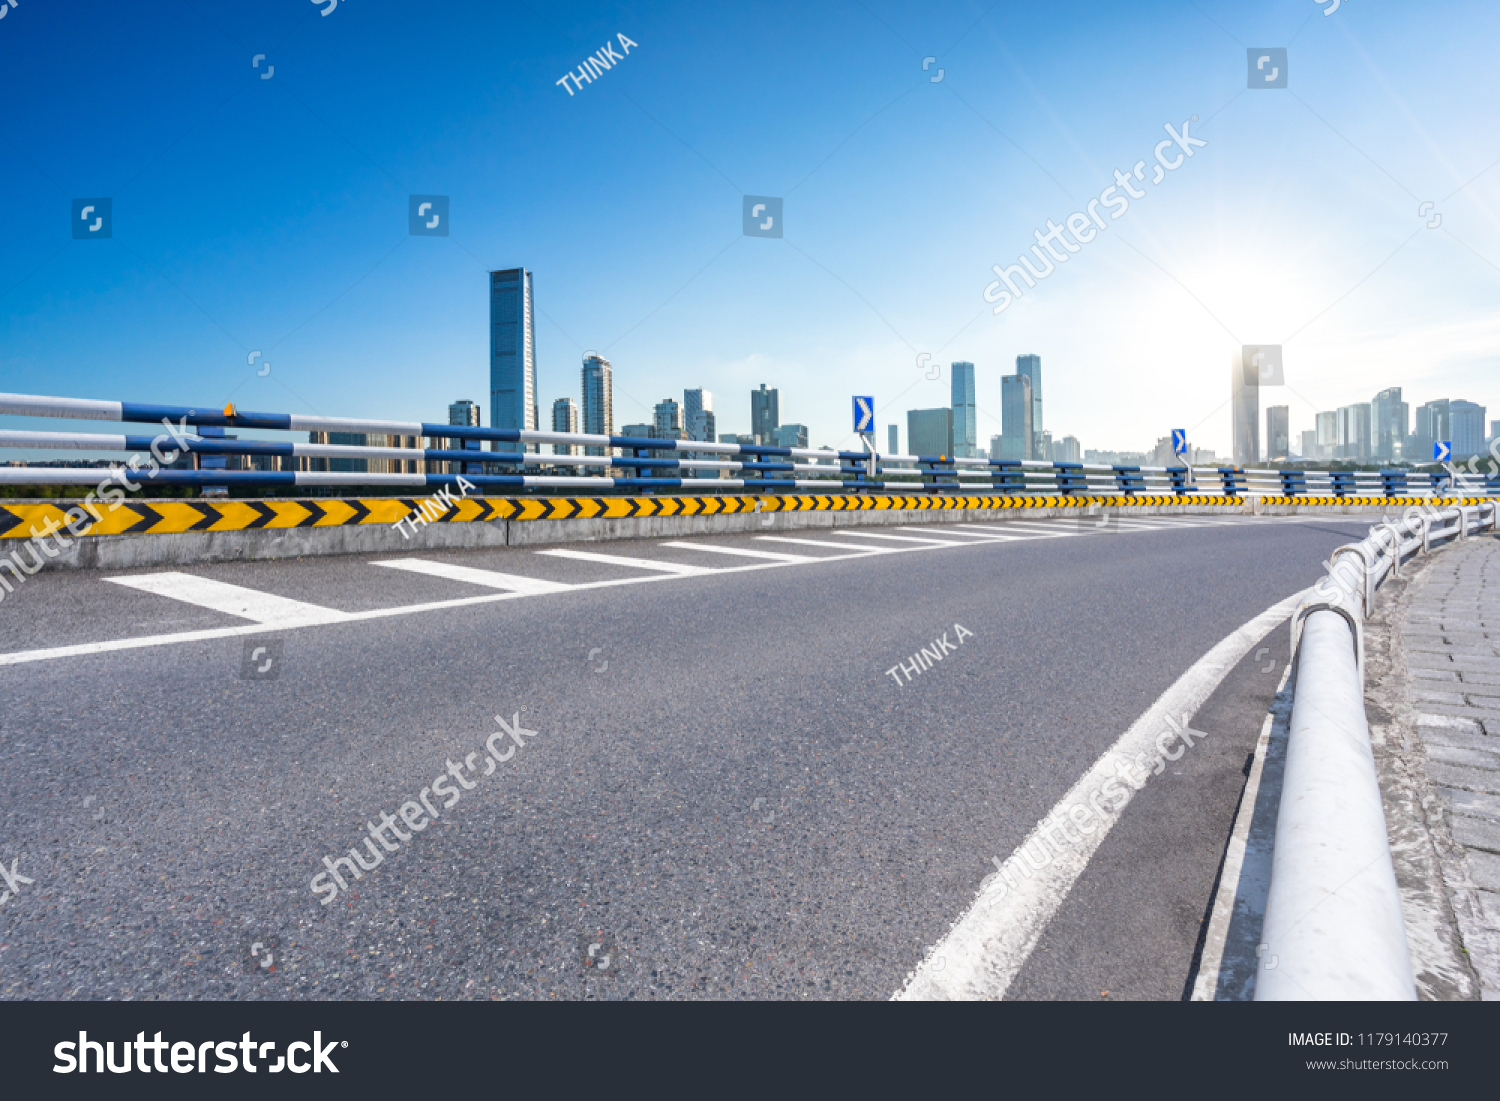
{"left": 104, "top": 573, "right": 349, "bottom": 626}
{"left": 534, "top": 548, "right": 715, "bottom": 575}
{"left": 898, "top": 527, "right": 1023, "bottom": 541}
{"left": 823, "top": 530, "right": 972, "bottom": 546}
{"left": 1191, "top": 661, "right": 1294, "bottom": 1002}
{"left": 371, "top": 558, "right": 573, "bottom": 595}
{"left": 895, "top": 588, "right": 1306, "bottom": 1001}
{"left": 658, "top": 541, "right": 816, "bottom": 563}
{"left": 755, "top": 536, "right": 892, "bottom": 554}
{"left": 960, "top": 523, "right": 1074, "bottom": 538}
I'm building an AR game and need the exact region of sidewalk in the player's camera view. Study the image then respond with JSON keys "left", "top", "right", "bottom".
{"left": 1368, "top": 533, "right": 1500, "bottom": 1000}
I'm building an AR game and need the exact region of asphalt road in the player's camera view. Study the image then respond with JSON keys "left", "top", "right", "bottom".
{"left": 0, "top": 512, "right": 1373, "bottom": 1000}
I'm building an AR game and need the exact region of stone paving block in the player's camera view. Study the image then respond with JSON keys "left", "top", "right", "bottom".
{"left": 1426, "top": 744, "right": 1500, "bottom": 770}
{"left": 1478, "top": 891, "right": 1500, "bottom": 932}
{"left": 1428, "top": 762, "right": 1500, "bottom": 795}
{"left": 1452, "top": 815, "right": 1500, "bottom": 855}
{"left": 1444, "top": 786, "right": 1500, "bottom": 821}
{"left": 1469, "top": 851, "right": 1500, "bottom": 893}
{"left": 1412, "top": 667, "right": 1461, "bottom": 681}
{"left": 1420, "top": 727, "right": 1498, "bottom": 752}
{"left": 1413, "top": 690, "right": 1469, "bottom": 705}
{"left": 1418, "top": 712, "right": 1485, "bottom": 733}
{"left": 1417, "top": 702, "right": 1497, "bottom": 725}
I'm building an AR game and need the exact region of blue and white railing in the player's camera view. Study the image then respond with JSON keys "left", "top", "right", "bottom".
{"left": 0, "top": 392, "right": 1496, "bottom": 497}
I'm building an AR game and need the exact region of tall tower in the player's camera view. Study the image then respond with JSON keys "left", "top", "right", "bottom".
{"left": 1232, "top": 350, "right": 1258, "bottom": 466}
{"left": 950, "top": 362, "right": 977, "bottom": 459}
{"left": 1015, "top": 354, "right": 1043, "bottom": 460}
{"left": 581, "top": 354, "right": 613, "bottom": 458}
{"left": 751, "top": 384, "right": 779, "bottom": 445}
{"left": 489, "top": 269, "right": 536, "bottom": 449}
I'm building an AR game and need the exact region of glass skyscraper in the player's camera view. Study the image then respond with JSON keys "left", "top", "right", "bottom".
{"left": 907, "top": 408, "right": 953, "bottom": 459}
{"left": 1015, "top": 354, "right": 1043, "bottom": 460}
{"left": 489, "top": 269, "right": 537, "bottom": 451}
{"left": 751, "top": 384, "right": 779, "bottom": 445}
{"left": 1000, "top": 374, "right": 1033, "bottom": 461}
{"left": 950, "top": 361, "right": 976, "bottom": 459}
{"left": 581, "top": 354, "right": 613, "bottom": 460}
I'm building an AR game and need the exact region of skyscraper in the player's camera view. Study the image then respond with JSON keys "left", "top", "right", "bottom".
{"left": 950, "top": 361, "right": 977, "bottom": 459}
{"left": 1267, "top": 405, "right": 1290, "bottom": 460}
{"left": 907, "top": 408, "right": 953, "bottom": 458}
{"left": 551, "top": 397, "right": 579, "bottom": 456}
{"left": 1015, "top": 354, "right": 1043, "bottom": 459}
{"left": 1300, "top": 429, "right": 1317, "bottom": 459}
{"left": 1371, "top": 387, "right": 1408, "bottom": 461}
{"left": 751, "top": 385, "right": 779, "bottom": 445}
{"left": 447, "top": 399, "right": 481, "bottom": 475}
{"left": 1316, "top": 411, "right": 1337, "bottom": 461}
{"left": 1451, "top": 400, "right": 1487, "bottom": 458}
{"left": 1000, "top": 373, "right": 1033, "bottom": 461}
{"left": 683, "top": 389, "right": 715, "bottom": 442}
{"left": 1231, "top": 350, "right": 1258, "bottom": 465}
{"left": 1414, "top": 398, "right": 1450, "bottom": 460}
{"left": 581, "top": 354, "right": 613, "bottom": 460}
{"left": 654, "top": 398, "right": 683, "bottom": 439}
{"left": 489, "top": 269, "right": 536, "bottom": 449}
{"left": 888, "top": 425, "right": 899, "bottom": 455}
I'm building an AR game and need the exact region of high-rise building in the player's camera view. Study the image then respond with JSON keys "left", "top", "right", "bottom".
{"left": 950, "top": 361, "right": 977, "bottom": 459}
{"left": 771, "top": 423, "right": 808, "bottom": 449}
{"left": 1231, "top": 350, "right": 1257, "bottom": 466}
{"left": 888, "top": 425, "right": 899, "bottom": 455}
{"left": 683, "top": 389, "right": 715, "bottom": 443}
{"left": 581, "top": 354, "right": 613, "bottom": 460}
{"left": 1055, "top": 435, "right": 1081, "bottom": 463}
{"left": 907, "top": 408, "right": 953, "bottom": 459}
{"left": 551, "top": 397, "right": 579, "bottom": 457}
{"left": 1000, "top": 373, "right": 1033, "bottom": 461}
{"left": 1413, "top": 398, "right": 1450, "bottom": 461}
{"left": 1316, "top": 411, "right": 1337, "bottom": 461}
{"left": 1015, "top": 354, "right": 1043, "bottom": 459}
{"left": 1041, "top": 430, "right": 1054, "bottom": 461}
{"left": 1335, "top": 403, "right": 1371, "bottom": 461}
{"left": 1451, "top": 400, "right": 1487, "bottom": 458}
{"left": 654, "top": 398, "right": 682, "bottom": 439}
{"left": 751, "top": 385, "right": 779, "bottom": 445}
{"left": 1267, "top": 405, "right": 1290, "bottom": 460}
{"left": 988, "top": 434, "right": 1005, "bottom": 462}
{"left": 1300, "top": 429, "right": 1317, "bottom": 459}
{"left": 489, "top": 269, "right": 536, "bottom": 450}
{"left": 448, "top": 400, "right": 480, "bottom": 428}
{"left": 1371, "top": 387, "right": 1408, "bottom": 461}
{"left": 445, "top": 399, "right": 482, "bottom": 475}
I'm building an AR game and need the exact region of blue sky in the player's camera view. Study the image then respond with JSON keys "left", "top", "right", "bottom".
{"left": 3, "top": 0, "right": 1499, "bottom": 460}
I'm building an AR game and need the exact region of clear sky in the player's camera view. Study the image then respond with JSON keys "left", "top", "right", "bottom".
{"left": 3, "top": 0, "right": 1499, "bottom": 460}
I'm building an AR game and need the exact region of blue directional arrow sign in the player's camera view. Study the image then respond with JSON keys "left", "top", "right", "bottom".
{"left": 853, "top": 396, "right": 875, "bottom": 434}
{"left": 1171, "top": 429, "right": 1187, "bottom": 456}
{"left": 1435, "top": 440, "right": 1452, "bottom": 462}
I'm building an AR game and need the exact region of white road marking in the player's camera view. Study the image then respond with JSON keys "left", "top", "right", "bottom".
{"left": 104, "top": 573, "right": 348, "bottom": 626}
{"left": 754, "top": 536, "right": 891, "bottom": 554}
{"left": 895, "top": 589, "right": 1306, "bottom": 1001}
{"left": 658, "top": 541, "right": 816, "bottom": 563}
{"left": 371, "top": 558, "right": 572, "bottom": 594}
{"left": 960, "top": 523, "right": 1074, "bottom": 537}
{"left": 898, "top": 527, "right": 1021, "bottom": 541}
{"left": 534, "top": 548, "right": 715, "bottom": 575}
{"left": 823, "top": 530, "right": 970, "bottom": 546}
{"left": 1191, "top": 662, "right": 1294, "bottom": 1001}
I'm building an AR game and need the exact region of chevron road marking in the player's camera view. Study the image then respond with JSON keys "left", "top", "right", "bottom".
{"left": 534, "top": 548, "right": 717, "bottom": 575}
{"left": 657, "top": 541, "right": 818, "bottom": 563}
{"left": 371, "top": 558, "right": 573, "bottom": 595}
{"left": 104, "top": 573, "right": 349, "bottom": 626}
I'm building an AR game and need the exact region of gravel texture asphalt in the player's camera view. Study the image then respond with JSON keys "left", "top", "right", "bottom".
{"left": 0, "top": 512, "right": 1373, "bottom": 1000}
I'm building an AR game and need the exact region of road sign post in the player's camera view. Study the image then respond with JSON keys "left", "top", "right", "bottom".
{"left": 853, "top": 396, "right": 876, "bottom": 479}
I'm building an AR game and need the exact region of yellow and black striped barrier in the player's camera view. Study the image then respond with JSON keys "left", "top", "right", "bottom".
{"left": 0, "top": 493, "right": 1486, "bottom": 541}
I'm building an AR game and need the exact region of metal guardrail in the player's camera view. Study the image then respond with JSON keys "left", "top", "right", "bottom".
{"left": 1, "top": 391, "right": 1497, "bottom": 497}
{"left": 1259, "top": 501, "right": 1498, "bottom": 1000}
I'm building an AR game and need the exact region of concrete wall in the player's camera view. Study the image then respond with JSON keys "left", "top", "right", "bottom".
{"left": 1, "top": 495, "right": 1429, "bottom": 572}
